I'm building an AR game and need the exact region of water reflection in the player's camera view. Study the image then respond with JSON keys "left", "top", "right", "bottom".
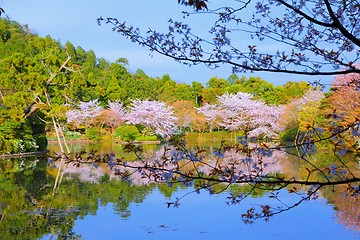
{"left": 0, "top": 143, "right": 359, "bottom": 239}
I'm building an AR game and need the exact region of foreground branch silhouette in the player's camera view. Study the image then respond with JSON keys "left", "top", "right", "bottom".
{"left": 52, "top": 119, "right": 359, "bottom": 223}
{"left": 42, "top": 0, "right": 360, "bottom": 224}
{"left": 98, "top": 0, "right": 360, "bottom": 76}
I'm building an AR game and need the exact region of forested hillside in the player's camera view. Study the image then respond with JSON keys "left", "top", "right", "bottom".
{"left": 2, "top": 18, "right": 354, "bottom": 154}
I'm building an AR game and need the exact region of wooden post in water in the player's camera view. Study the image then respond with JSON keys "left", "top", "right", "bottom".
{"left": 52, "top": 117, "right": 65, "bottom": 196}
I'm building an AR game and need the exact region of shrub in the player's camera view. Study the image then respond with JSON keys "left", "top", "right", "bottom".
{"left": 115, "top": 125, "right": 140, "bottom": 141}
{"left": 135, "top": 135, "right": 158, "bottom": 141}
{"left": 85, "top": 127, "right": 103, "bottom": 141}
{"left": 0, "top": 138, "right": 38, "bottom": 154}
{"left": 141, "top": 127, "right": 155, "bottom": 136}
{"left": 65, "top": 131, "right": 81, "bottom": 140}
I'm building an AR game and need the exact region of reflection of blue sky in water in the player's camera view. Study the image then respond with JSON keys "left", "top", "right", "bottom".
{"left": 62, "top": 188, "right": 358, "bottom": 240}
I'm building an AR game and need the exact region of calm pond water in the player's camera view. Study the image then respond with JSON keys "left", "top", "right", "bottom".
{"left": 0, "top": 141, "right": 359, "bottom": 240}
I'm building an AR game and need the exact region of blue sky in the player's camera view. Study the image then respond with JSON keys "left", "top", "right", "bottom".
{"left": 2, "top": 0, "right": 331, "bottom": 86}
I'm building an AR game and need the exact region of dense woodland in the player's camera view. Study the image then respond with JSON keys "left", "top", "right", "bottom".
{"left": 0, "top": 18, "right": 358, "bottom": 154}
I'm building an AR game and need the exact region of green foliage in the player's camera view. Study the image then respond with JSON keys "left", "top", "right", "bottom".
{"left": 157, "top": 183, "right": 179, "bottom": 198}
{"left": 277, "top": 81, "right": 311, "bottom": 104}
{"left": 131, "top": 127, "right": 158, "bottom": 141}
{"left": 0, "top": 137, "right": 38, "bottom": 154}
{"left": 202, "top": 87, "right": 224, "bottom": 103}
{"left": 225, "top": 76, "right": 279, "bottom": 104}
{"left": 85, "top": 127, "right": 103, "bottom": 141}
{"left": 33, "top": 134, "right": 47, "bottom": 151}
{"left": 191, "top": 81, "right": 204, "bottom": 106}
{"left": 279, "top": 128, "right": 298, "bottom": 142}
{"left": 135, "top": 135, "right": 158, "bottom": 141}
{"left": 229, "top": 184, "right": 269, "bottom": 198}
{"left": 140, "top": 127, "right": 155, "bottom": 137}
{"left": 224, "top": 77, "right": 311, "bottom": 105}
{"left": 175, "top": 83, "right": 194, "bottom": 101}
{"left": 157, "top": 76, "right": 178, "bottom": 103}
{"left": 206, "top": 76, "right": 229, "bottom": 89}
{"left": 115, "top": 125, "right": 140, "bottom": 141}
{"left": 65, "top": 131, "right": 81, "bottom": 140}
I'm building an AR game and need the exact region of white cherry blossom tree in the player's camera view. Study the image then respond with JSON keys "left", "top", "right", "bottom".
{"left": 125, "top": 99, "right": 178, "bottom": 138}
{"left": 66, "top": 99, "right": 103, "bottom": 128}
{"left": 198, "top": 92, "right": 284, "bottom": 138}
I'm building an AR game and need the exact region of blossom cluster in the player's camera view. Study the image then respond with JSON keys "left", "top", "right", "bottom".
{"left": 66, "top": 99, "right": 178, "bottom": 138}
{"left": 198, "top": 92, "right": 284, "bottom": 138}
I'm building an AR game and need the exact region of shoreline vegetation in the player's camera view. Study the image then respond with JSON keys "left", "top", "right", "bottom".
{"left": 1, "top": 131, "right": 234, "bottom": 158}
{"left": 0, "top": 150, "right": 48, "bottom": 159}
{"left": 47, "top": 139, "right": 162, "bottom": 145}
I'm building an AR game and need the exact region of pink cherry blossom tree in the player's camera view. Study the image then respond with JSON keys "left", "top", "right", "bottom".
{"left": 125, "top": 99, "right": 178, "bottom": 138}
{"left": 103, "top": 100, "right": 127, "bottom": 132}
{"left": 332, "top": 64, "right": 360, "bottom": 90}
{"left": 279, "top": 90, "right": 325, "bottom": 130}
{"left": 329, "top": 65, "right": 360, "bottom": 124}
{"left": 297, "top": 90, "right": 325, "bottom": 108}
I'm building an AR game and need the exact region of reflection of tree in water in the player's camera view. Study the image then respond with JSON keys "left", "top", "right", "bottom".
{"left": 198, "top": 146, "right": 284, "bottom": 175}
{"left": 0, "top": 158, "right": 78, "bottom": 239}
{"left": 105, "top": 143, "right": 285, "bottom": 188}
{"left": 335, "top": 193, "right": 359, "bottom": 231}
{"left": 0, "top": 158, "right": 155, "bottom": 239}
{"left": 275, "top": 148, "right": 359, "bottom": 230}
{"left": 325, "top": 186, "right": 360, "bottom": 231}
{"left": 55, "top": 161, "right": 105, "bottom": 183}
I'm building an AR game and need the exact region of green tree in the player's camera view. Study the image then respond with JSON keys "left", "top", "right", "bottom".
{"left": 105, "top": 77, "right": 126, "bottom": 102}
{"left": 231, "top": 76, "right": 279, "bottom": 104}
{"left": 157, "top": 75, "right": 177, "bottom": 103}
{"left": 226, "top": 73, "right": 239, "bottom": 86}
{"left": 115, "top": 125, "right": 140, "bottom": 141}
{"left": 191, "top": 81, "right": 204, "bottom": 106}
{"left": 64, "top": 41, "right": 76, "bottom": 60}
{"left": 277, "top": 81, "right": 312, "bottom": 104}
{"left": 206, "top": 76, "right": 229, "bottom": 89}
{"left": 175, "top": 83, "right": 193, "bottom": 101}
{"left": 201, "top": 87, "right": 224, "bottom": 104}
